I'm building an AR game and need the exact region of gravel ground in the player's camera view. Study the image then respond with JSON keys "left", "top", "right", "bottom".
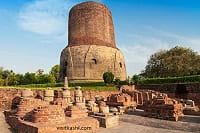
{"left": 1, "top": 110, "right": 200, "bottom": 133}
{"left": 97, "top": 110, "right": 200, "bottom": 133}
{"left": 96, "top": 121, "right": 190, "bottom": 133}
{"left": 0, "top": 111, "right": 13, "bottom": 133}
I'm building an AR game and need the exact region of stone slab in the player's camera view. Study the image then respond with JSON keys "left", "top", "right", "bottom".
{"left": 90, "top": 115, "right": 119, "bottom": 128}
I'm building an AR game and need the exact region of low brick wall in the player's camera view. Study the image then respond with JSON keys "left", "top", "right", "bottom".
{"left": 137, "top": 83, "right": 200, "bottom": 107}
{"left": 137, "top": 83, "right": 200, "bottom": 93}
{"left": 0, "top": 88, "right": 119, "bottom": 110}
{"left": 5, "top": 113, "right": 99, "bottom": 133}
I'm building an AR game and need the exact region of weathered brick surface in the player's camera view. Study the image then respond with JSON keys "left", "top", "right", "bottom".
{"left": 0, "top": 89, "right": 120, "bottom": 110}
{"left": 68, "top": 1, "right": 116, "bottom": 48}
{"left": 106, "top": 93, "right": 136, "bottom": 107}
{"left": 16, "top": 98, "right": 47, "bottom": 121}
{"left": 137, "top": 83, "right": 200, "bottom": 107}
{"left": 0, "top": 89, "right": 21, "bottom": 110}
{"left": 53, "top": 98, "right": 69, "bottom": 109}
{"left": 60, "top": 1, "right": 127, "bottom": 82}
{"left": 143, "top": 96, "right": 184, "bottom": 121}
{"left": 32, "top": 105, "right": 65, "bottom": 123}
{"left": 66, "top": 106, "right": 88, "bottom": 119}
{"left": 6, "top": 114, "right": 99, "bottom": 133}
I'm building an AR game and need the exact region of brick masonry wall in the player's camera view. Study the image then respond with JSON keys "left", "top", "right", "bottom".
{"left": 32, "top": 105, "right": 65, "bottom": 123}
{"left": 68, "top": 1, "right": 116, "bottom": 48}
{"left": 0, "top": 89, "right": 120, "bottom": 110}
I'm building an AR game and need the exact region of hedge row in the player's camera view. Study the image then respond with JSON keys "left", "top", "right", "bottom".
{"left": 69, "top": 82, "right": 105, "bottom": 87}
{"left": 139, "top": 75, "right": 200, "bottom": 85}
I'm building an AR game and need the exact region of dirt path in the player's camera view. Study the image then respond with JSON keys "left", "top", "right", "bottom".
{"left": 96, "top": 113, "right": 200, "bottom": 133}
{"left": 0, "top": 111, "right": 13, "bottom": 133}
{"left": 96, "top": 121, "right": 190, "bottom": 133}
{"left": 1, "top": 110, "right": 199, "bottom": 133}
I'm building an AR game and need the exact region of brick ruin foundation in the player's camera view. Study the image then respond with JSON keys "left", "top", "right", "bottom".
{"left": 4, "top": 81, "right": 101, "bottom": 133}
{"left": 1, "top": 78, "right": 200, "bottom": 132}
{"left": 143, "top": 95, "right": 184, "bottom": 121}
{"left": 106, "top": 86, "right": 185, "bottom": 121}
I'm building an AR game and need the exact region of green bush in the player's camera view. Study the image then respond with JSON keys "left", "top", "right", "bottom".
{"left": 36, "top": 74, "right": 56, "bottom": 84}
{"left": 114, "top": 78, "right": 120, "bottom": 85}
{"left": 119, "top": 80, "right": 127, "bottom": 85}
{"left": 132, "top": 75, "right": 143, "bottom": 85}
{"left": 69, "top": 82, "right": 105, "bottom": 87}
{"left": 138, "top": 75, "right": 200, "bottom": 85}
{"left": 103, "top": 72, "right": 114, "bottom": 84}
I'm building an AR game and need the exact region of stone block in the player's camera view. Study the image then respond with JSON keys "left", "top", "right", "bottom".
{"left": 91, "top": 115, "right": 119, "bottom": 128}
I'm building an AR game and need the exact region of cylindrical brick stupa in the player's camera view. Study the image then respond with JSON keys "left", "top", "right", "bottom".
{"left": 60, "top": 1, "right": 127, "bottom": 81}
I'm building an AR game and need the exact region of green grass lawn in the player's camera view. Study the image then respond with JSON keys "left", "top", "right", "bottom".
{"left": 0, "top": 85, "right": 118, "bottom": 91}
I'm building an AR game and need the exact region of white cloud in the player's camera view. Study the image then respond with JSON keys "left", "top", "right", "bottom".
{"left": 119, "top": 26, "right": 200, "bottom": 76}
{"left": 18, "top": 0, "right": 106, "bottom": 35}
{"left": 18, "top": 0, "right": 73, "bottom": 35}
{"left": 119, "top": 36, "right": 170, "bottom": 76}
{"left": 146, "top": 26, "right": 200, "bottom": 52}
{"left": 17, "top": 0, "right": 199, "bottom": 77}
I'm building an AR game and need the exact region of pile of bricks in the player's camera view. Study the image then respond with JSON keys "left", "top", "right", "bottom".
{"left": 144, "top": 95, "right": 184, "bottom": 121}
{"left": 106, "top": 93, "right": 136, "bottom": 107}
{"left": 31, "top": 105, "right": 65, "bottom": 123}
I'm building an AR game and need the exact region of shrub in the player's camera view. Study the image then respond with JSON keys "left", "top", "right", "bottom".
{"left": 132, "top": 75, "right": 143, "bottom": 85}
{"left": 138, "top": 75, "right": 200, "bottom": 85}
{"left": 36, "top": 74, "right": 56, "bottom": 84}
{"left": 114, "top": 78, "right": 120, "bottom": 85}
{"left": 69, "top": 82, "right": 105, "bottom": 87}
{"left": 103, "top": 72, "right": 114, "bottom": 84}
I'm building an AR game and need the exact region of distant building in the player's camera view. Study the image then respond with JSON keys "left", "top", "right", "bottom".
{"left": 60, "top": 1, "right": 127, "bottom": 81}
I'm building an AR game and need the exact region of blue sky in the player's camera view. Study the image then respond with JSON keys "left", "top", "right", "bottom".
{"left": 0, "top": 0, "right": 200, "bottom": 76}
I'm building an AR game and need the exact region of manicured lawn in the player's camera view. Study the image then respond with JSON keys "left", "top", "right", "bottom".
{"left": 0, "top": 85, "right": 118, "bottom": 91}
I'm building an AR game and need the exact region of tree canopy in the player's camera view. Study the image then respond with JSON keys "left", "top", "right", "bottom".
{"left": 142, "top": 46, "right": 200, "bottom": 78}
{"left": 0, "top": 65, "right": 59, "bottom": 86}
{"left": 49, "top": 65, "right": 60, "bottom": 83}
{"left": 103, "top": 72, "right": 114, "bottom": 84}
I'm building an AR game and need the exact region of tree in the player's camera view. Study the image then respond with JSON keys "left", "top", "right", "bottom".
{"left": 0, "top": 67, "right": 4, "bottom": 86}
{"left": 0, "top": 67, "right": 3, "bottom": 77}
{"left": 0, "top": 78, "right": 4, "bottom": 86}
{"left": 36, "top": 74, "right": 56, "bottom": 84}
{"left": 36, "top": 69, "right": 44, "bottom": 75}
{"left": 50, "top": 65, "right": 60, "bottom": 83}
{"left": 22, "top": 72, "right": 37, "bottom": 85}
{"left": 132, "top": 75, "right": 143, "bottom": 85}
{"left": 2, "top": 70, "right": 12, "bottom": 86}
{"left": 15, "top": 74, "right": 24, "bottom": 85}
{"left": 8, "top": 73, "right": 19, "bottom": 86}
{"left": 142, "top": 46, "right": 200, "bottom": 78}
{"left": 103, "top": 72, "right": 114, "bottom": 84}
